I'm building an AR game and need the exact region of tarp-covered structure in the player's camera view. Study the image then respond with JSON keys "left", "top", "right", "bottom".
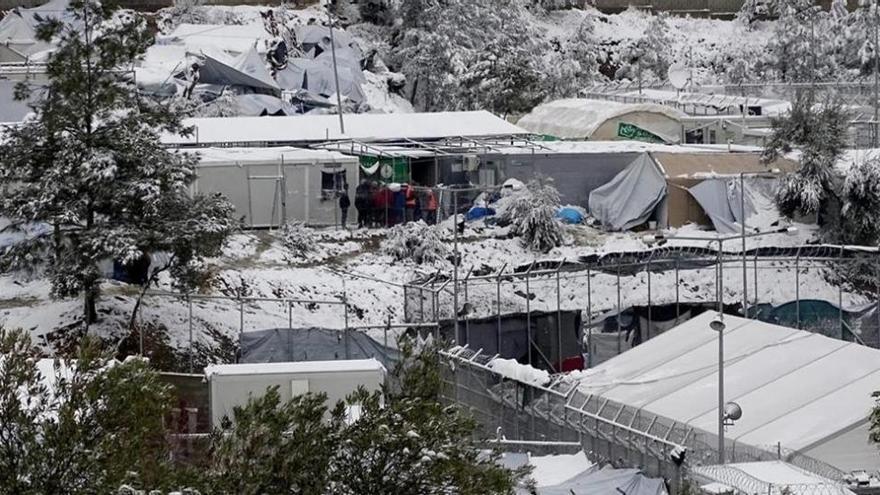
{"left": 438, "top": 310, "right": 583, "bottom": 373}
{"left": 575, "top": 312, "right": 880, "bottom": 472}
{"left": 585, "top": 151, "right": 798, "bottom": 231}
{"left": 517, "top": 98, "right": 686, "bottom": 143}
{"left": 588, "top": 153, "right": 666, "bottom": 231}
{"left": 239, "top": 328, "right": 400, "bottom": 369}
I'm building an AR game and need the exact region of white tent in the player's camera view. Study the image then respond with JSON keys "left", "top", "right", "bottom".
{"left": 517, "top": 98, "right": 686, "bottom": 142}
{"left": 576, "top": 312, "right": 880, "bottom": 472}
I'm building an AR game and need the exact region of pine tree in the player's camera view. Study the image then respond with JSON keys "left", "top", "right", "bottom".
{"left": 840, "top": 157, "right": 880, "bottom": 245}
{"left": 763, "top": 0, "right": 839, "bottom": 82}
{"left": 764, "top": 91, "right": 849, "bottom": 218}
{"left": 0, "top": 327, "right": 179, "bottom": 493}
{"left": 0, "top": 0, "right": 237, "bottom": 327}
{"left": 205, "top": 387, "right": 342, "bottom": 494}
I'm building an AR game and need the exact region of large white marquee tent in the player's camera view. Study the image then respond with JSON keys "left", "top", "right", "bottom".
{"left": 576, "top": 312, "right": 880, "bottom": 473}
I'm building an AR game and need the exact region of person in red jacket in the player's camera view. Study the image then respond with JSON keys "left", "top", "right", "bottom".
{"left": 404, "top": 183, "right": 417, "bottom": 223}
{"left": 423, "top": 188, "right": 438, "bottom": 225}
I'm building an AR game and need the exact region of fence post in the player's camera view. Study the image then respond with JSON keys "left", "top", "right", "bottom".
{"left": 754, "top": 250, "right": 760, "bottom": 313}
{"left": 617, "top": 257, "right": 622, "bottom": 356}
{"left": 587, "top": 266, "right": 592, "bottom": 368}
{"left": 839, "top": 246, "right": 845, "bottom": 340}
{"left": 497, "top": 264, "right": 505, "bottom": 355}
{"left": 647, "top": 255, "right": 652, "bottom": 342}
{"left": 188, "top": 295, "right": 194, "bottom": 373}
{"left": 795, "top": 247, "right": 801, "bottom": 329}
{"left": 556, "top": 259, "right": 565, "bottom": 372}
{"left": 675, "top": 257, "right": 680, "bottom": 320}
{"left": 526, "top": 262, "right": 535, "bottom": 367}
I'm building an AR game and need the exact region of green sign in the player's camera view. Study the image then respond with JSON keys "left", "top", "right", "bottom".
{"left": 617, "top": 122, "right": 664, "bottom": 143}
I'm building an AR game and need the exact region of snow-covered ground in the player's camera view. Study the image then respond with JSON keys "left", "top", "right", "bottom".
{"left": 1, "top": 215, "right": 865, "bottom": 364}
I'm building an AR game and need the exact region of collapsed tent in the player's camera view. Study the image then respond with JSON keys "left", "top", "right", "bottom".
{"left": 196, "top": 47, "right": 280, "bottom": 92}
{"left": 588, "top": 153, "right": 666, "bottom": 231}
{"left": 239, "top": 327, "right": 400, "bottom": 369}
{"left": 276, "top": 56, "right": 366, "bottom": 104}
{"left": 296, "top": 25, "right": 359, "bottom": 57}
{"left": 228, "top": 94, "right": 297, "bottom": 116}
{"left": 689, "top": 177, "right": 780, "bottom": 234}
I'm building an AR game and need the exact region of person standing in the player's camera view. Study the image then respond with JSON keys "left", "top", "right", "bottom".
{"left": 404, "top": 183, "right": 417, "bottom": 223}
{"left": 338, "top": 189, "right": 351, "bottom": 229}
{"left": 424, "top": 188, "right": 438, "bottom": 225}
{"left": 355, "top": 180, "right": 370, "bottom": 228}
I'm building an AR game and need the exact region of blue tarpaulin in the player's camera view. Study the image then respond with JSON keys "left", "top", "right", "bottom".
{"left": 467, "top": 206, "right": 496, "bottom": 221}
{"left": 556, "top": 207, "right": 584, "bottom": 224}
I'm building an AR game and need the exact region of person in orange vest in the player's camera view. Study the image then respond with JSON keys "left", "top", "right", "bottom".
{"left": 404, "top": 183, "right": 417, "bottom": 223}
{"left": 423, "top": 188, "right": 438, "bottom": 225}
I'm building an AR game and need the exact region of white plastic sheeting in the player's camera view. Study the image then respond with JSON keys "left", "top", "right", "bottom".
{"left": 689, "top": 177, "right": 783, "bottom": 234}
{"left": 575, "top": 312, "right": 880, "bottom": 471}
{"left": 0, "top": 0, "right": 73, "bottom": 58}
{"left": 588, "top": 153, "right": 666, "bottom": 231}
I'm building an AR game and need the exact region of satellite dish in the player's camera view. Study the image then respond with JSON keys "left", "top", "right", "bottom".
{"left": 668, "top": 63, "right": 689, "bottom": 91}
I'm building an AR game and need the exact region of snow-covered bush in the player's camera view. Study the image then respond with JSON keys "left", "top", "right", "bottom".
{"left": 382, "top": 221, "right": 449, "bottom": 264}
{"left": 499, "top": 178, "right": 565, "bottom": 253}
{"left": 281, "top": 222, "right": 318, "bottom": 259}
{"left": 841, "top": 157, "right": 880, "bottom": 245}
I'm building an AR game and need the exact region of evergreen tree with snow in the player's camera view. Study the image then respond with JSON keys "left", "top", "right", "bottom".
{"left": 0, "top": 328, "right": 181, "bottom": 493}
{"left": 0, "top": 0, "right": 237, "bottom": 327}
{"left": 763, "top": 91, "right": 849, "bottom": 219}
{"left": 763, "top": 0, "right": 840, "bottom": 82}
{"left": 840, "top": 157, "right": 880, "bottom": 245}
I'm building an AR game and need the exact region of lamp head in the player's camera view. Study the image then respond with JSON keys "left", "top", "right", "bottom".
{"left": 724, "top": 402, "right": 743, "bottom": 422}
{"left": 710, "top": 314, "right": 726, "bottom": 332}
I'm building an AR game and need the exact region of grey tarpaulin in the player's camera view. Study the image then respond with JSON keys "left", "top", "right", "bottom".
{"left": 197, "top": 47, "right": 280, "bottom": 92}
{"left": 535, "top": 466, "right": 668, "bottom": 495}
{"left": 688, "top": 179, "right": 739, "bottom": 234}
{"left": 588, "top": 153, "right": 667, "bottom": 231}
{"left": 239, "top": 328, "right": 401, "bottom": 368}
{"left": 438, "top": 311, "right": 582, "bottom": 372}
{"left": 229, "top": 94, "right": 298, "bottom": 116}
{"left": 276, "top": 56, "right": 366, "bottom": 104}
{"left": 689, "top": 177, "right": 781, "bottom": 234}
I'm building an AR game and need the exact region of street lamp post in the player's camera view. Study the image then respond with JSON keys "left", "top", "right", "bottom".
{"left": 644, "top": 226, "right": 796, "bottom": 464}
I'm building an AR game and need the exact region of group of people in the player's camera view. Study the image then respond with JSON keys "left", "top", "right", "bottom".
{"left": 338, "top": 180, "right": 439, "bottom": 229}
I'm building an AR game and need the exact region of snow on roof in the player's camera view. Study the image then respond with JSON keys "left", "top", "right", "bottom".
{"left": 205, "top": 358, "right": 386, "bottom": 379}
{"left": 653, "top": 152, "right": 799, "bottom": 178}
{"left": 163, "top": 111, "right": 528, "bottom": 146}
{"left": 528, "top": 451, "right": 594, "bottom": 487}
{"left": 156, "top": 22, "right": 270, "bottom": 54}
{"left": 493, "top": 140, "right": 763, "bottom": 156}
{"left": 617, "top": 89, "right": 792, "bottom": 117}
{"left": 193, "top": 146, "right": 357, "bottom": 165}
{"left": 694, "top": 461, "right": 855, "bottom": 495}
{"left": 517, "top": 98, "right": 687, "bottom": 140}
{"left": 575, "top": 312, "right": 880, "bottom": 470}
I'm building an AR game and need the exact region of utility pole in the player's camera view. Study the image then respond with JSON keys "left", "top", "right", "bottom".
{"left": 874, "top": 1, "right": 879, "bottom": 147}
{"left": 323, "top": 0, "right": 345, "bottom": 135}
